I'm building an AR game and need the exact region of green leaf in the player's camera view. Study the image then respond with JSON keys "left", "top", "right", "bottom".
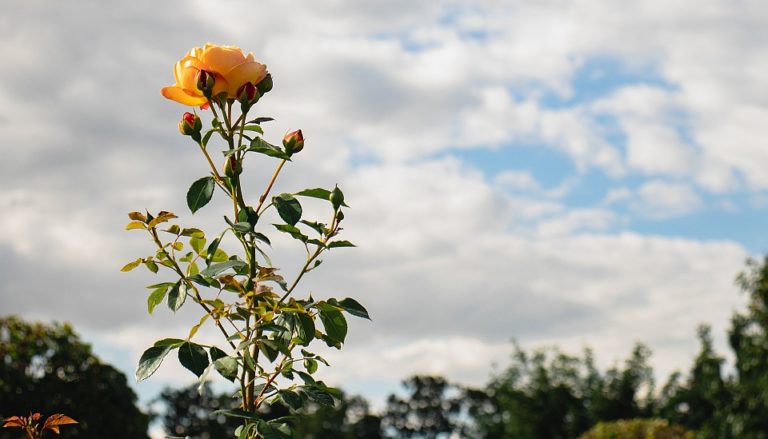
{"left": 121, "top": 258, "right": 142, "bottom": 272}
{"left": 273, "top": 194, "right": 302, "bottom": 226}
{"left": 205, "top": 237, "right": 221, "bottom": 264}
{"left": 178, "top": 342, "right": 209, "bottom": 377}
{"left": 147, "top": 287, "right": 167, "bottom": 314}
{"left": 200, "top": 260, "right": 248, "bottom": 276}
{"left": 136, "top": 345, "right": 174, "bottom": 381}
{"left": 210, "top": 346, "right": 238, "bottom": 382}
{"left": 318, "top": 307, "right": 348, "bottom": 344}
{"left": 186, "top": 176, "right": 215, "bottom": 214}
{"left": 294, "top": 188, "right": 331, "bottom": 200}
{"left": 295, "top": 313, "right": 315, "bottom": 346}
{"left": 213, "top": 409, "right": 262, "bottom": 420}
{"left": 256, "top": 420, "right": 292, "bottom": 439}
{"left": 242, "top": 125, "right": 264, "bottom": 134}
{"left": 144, "top": 259, "right": 159, "bottom": 273}
{"left": 153, "top": 338, "right": 185, "bottom": 348}
{"left": 248, "top": 138, "right": 291, "bottom": 160}
{"left": 338, "top": 298, "right": 370, "bottom": 320}
{"left": 280, "top": 390, "right": 303, "bottom": 410}
{"left": 214, "top": 356, "right": 238, "bottom": 382}
{"left": 254, "top": 232, "right": 271, "bottom": 245}
{"left": 304, "top": 358, "right": 318, "bottom": 374}
{"left": 273, "top": 224, "right": 308, "bottom": 242}
{"left": 167, "top": 282, "right": 186, "bottom": 312}
{"left": 302, "top": 386, "right": 335, "bottom": 407}
{"left": 327, "top": 240, "right": 356, "bottom": 249}
{"left": 190, "top": 236, "right": 206, "bottom": 254}
{"left": 247, "top": 117, "right": 275, "bottom": 124}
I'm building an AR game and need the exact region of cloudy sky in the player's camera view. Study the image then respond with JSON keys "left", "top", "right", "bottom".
{"left": 3, "top": 0, "right": 768, "bottom": 420}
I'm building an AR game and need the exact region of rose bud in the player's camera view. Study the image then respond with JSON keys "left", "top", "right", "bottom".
{"left": 257, "top": 73, "right": 273, "bottom": 95}
{"left": 282, "top": 129, "right": 304, "bottom": 155}
{"left": 196, "top": 70, "right": 215, "bottom": 97}
{"left": 236, "top": 82, "right": 260, "bottom": 112}
{"left": 329, "top": 185, "right": 344, "bottom": 211}
{"left": 178, "top": 112, "right": 202, "bottom": 137}
{"left": 224, "top": 155, "right": 242, "bottom": 178}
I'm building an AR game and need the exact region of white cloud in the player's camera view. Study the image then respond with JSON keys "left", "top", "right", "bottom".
{"left": 634, "top": 181, "right": 703, "bottom": 218}
{"left": 0, "top": 0, "right": 765, "bottom": 413}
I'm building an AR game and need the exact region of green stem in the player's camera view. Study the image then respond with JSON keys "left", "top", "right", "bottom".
{"left": 149, "top": 228, "right": 238, "bottom": 351}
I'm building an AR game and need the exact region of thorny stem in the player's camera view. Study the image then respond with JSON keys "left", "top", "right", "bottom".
{"left": 149, "top": 228, "right": 239, "bottom": 352}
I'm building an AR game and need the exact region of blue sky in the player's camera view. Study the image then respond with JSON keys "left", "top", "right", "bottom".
{"left": 2, "top": 0, "right": 767, "bottom": 432}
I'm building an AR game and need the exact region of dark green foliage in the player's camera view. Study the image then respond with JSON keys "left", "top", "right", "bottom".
{"left": 471, "top": 344, "right": 654, "bottom": 439}
{"left": 0, "top": 316, "right": 149, "bottom": 439}
{"left": 382, "top": 376, "right": 468, "bottom": 438}
{"left": 155, "top": 383, "right": 382, "bottom": 439}
{"left": 579, "top": 418, "right": 692, "bottom": 438}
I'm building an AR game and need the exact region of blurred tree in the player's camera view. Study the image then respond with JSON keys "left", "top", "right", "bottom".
{"left": 0, "top": 316, "right": 149, "bottom": 439}
{"left": 471, "top": 343, "right": 654, "bottom": 439}
{"left": 153, "top": 383, "right": 246, "bottom": 438}
{"left": 578, "top": 418, "right": 692, "bottom": 439}
{"left": 154, "top": 382, "right": 382, "bottom": 438}
{"left": 382, "top": 375, "right": 468, "bottom": 438}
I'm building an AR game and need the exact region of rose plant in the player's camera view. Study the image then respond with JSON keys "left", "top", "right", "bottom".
{"left": 124, "top": 43, "right": 367, "bottom": 439}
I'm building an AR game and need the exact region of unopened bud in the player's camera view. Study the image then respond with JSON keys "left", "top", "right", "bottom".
{"left": 283, "top": 129, "right": 305, "bottom": 155}
{"left": 196, "top": 70, "right": 215, "bottom": 97}
{"left": 224, "top": 155, "right": 242, "bottom": 178}
{"left": 179, "top": 112, "right": 202, "bottom": 136}
{"left": 257, "top": 73, "right": 273, "bottom": 95}
{"left": 329, "top": 185, "right": 344, "bottom": 211}
{"left": 237, "top": 82, "right": 259, "bottom": 104}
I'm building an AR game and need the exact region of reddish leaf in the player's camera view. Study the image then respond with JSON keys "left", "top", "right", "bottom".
{"left": 43, "top": 414, "right": 77, "bottom": 434}
{"left": 2, "top": 416, "right": 25, "bottom": 428}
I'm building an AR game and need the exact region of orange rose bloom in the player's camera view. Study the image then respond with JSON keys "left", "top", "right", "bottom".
{"left": 161, "top": 43, "right": 268, "bottom": 107}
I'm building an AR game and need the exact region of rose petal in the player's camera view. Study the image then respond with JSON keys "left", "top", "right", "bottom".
{"left": 201, "top": 44, "right": 247, "bottom": 75}
{"left": 224, "top": 61, "right": 268, "bottom": 97}
{"left": 161, "top": 86, "right": 208, "bottom": 106}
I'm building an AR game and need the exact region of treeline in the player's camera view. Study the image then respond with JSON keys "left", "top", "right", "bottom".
{"left": 155, "top": 257, "right": 768, "bottom": 438}
{"left": 5, "top": 257, "right": 768, "bottom": 438}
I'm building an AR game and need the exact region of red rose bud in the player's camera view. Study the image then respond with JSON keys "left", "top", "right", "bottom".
{"left": 196, "top": 70, "right": 215, "bottom": 97}
{"left": 257, "top": 73, "right": 273, "bottom": 95}
{"left": 283, "top": 129, "right": 304, "bottom": 155}
{"left": 178, "top": 112, "right": 202, "bottom": 140}
{"left": 224, "top": 155, "right": 242, "bottom": 177}
{"left": 236, "top": 82, "right": 259, "bottom": 104}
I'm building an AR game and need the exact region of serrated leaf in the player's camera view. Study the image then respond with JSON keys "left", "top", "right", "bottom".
{"left": 338, "top": 297, "right": 371, "bottom": 320}
{"left": 178, "top": 342, "right": 209, "bottom": 377}
{"left": 273, "top": 224, "right": 308, "bottom": 242}
{"left": 327, "top": 240, "right": 356, "bottom": 249}
{"left": 147, "top": 288, "right": 167, "bottom": 314}
{"left": 273, "top": 194, "right": 302, "bottom": 226}
{"left": 248, "top": 138, "right": 291, "bottom": 160}
{"left": 294, "top": 188, "right": 331, "bottom": 200}
{"left": 187, "top": 176, "right": 215, "bottom": 214}
{"left": 136, "top": 345, "right": 174, "bottom": 381}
